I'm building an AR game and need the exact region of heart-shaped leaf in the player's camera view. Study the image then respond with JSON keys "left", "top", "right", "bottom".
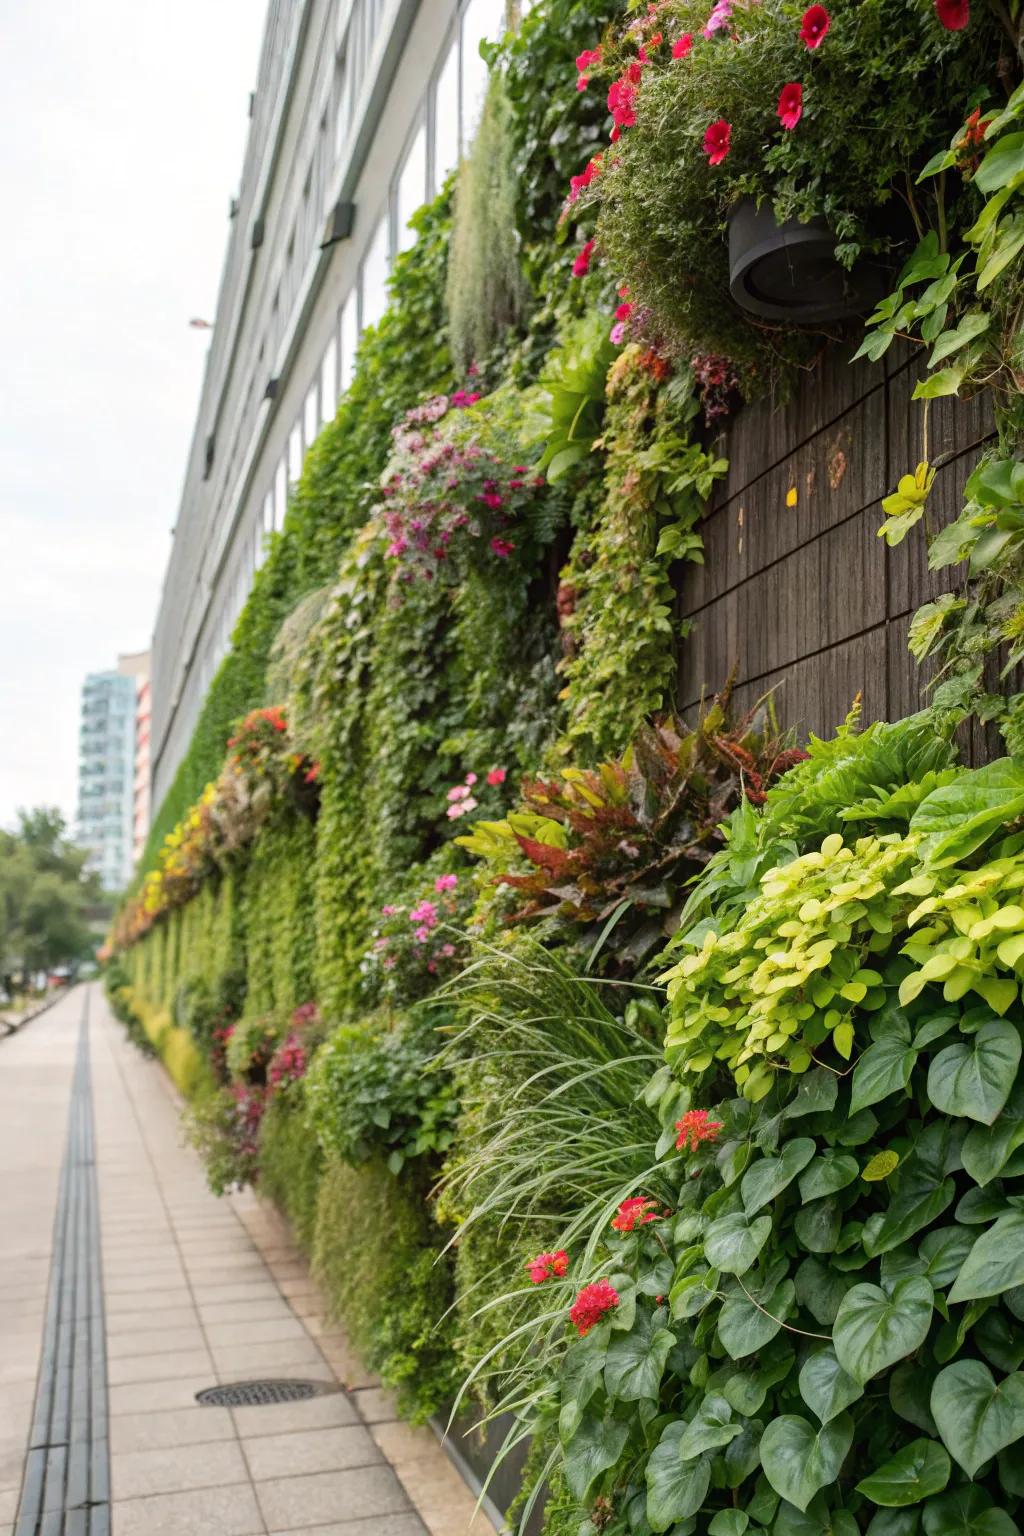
{"left": 833, "top": 1278, "right": 934, "bottom": 1385}
{"left": 948, "top": 1210, "right": 1024, "bottom": 1302}
{"left": 563, "top": 1404, "right": 629, "bottom": 1499}
{"left": 931, "top": 1359, "right": 1024, "bottom": 1477}
{"left": 704, "top": 1211, "right": 772, "bottom": 1276}
{"left": 741, "top": 1139, "right": 816, "bottom": 1215}
{"left": 799, "top": 1152, "right": 859, "bottom": 1203}
{"left": 678, "top": 1393, "right": 742, "bottom": 1458}
{"left": 759, "top": 1413, "right": 853, "bottom": 1512}
{"left": 927, "top": 1020, "right": 1021, "bottom": 1125}
{"left": 798, "top": 1346, "right": 863, "bottom": 1425}
{"left": 604, "top": 1308, "right": 675, "bottom": 1403}
{"left": 921, "top": 1484, "right": 1020, "bottom": 1536}
{"left": 718, "top": 1279, "right": 794, "bottom": 1359}
{"left": 856, "top": 1439, "right": 950, "bottom": 1507}
{"left": 645, "top": 1423, "right": 710, "bottom": 1533}
{"left": 851, "top": 1035, "right": 919, "bottom": 1116}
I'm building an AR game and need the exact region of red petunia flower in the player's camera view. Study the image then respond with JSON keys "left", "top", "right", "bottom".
{"left": 486, "top": 767, "right": 507, "bottom": 786}
{"left": 703, "top": 119, "right": 732, "bottom": 166}
{"left": 672, "top": 32, "right": 694, "bottom": 57}
{"left": 611, "top": 1196, "right": 663, "bottom": 1232}
{"left": 526, "top": 1250, "right": 569, "bottom": 1284}
{"left": 569, "top": 1279, "right": 620, "bottom": 1335}
{"left": 615, "top": 300, "right": 633, "bottom": 321}
{"left": 490, "top": 537, "right": 515, "bottom": 558}
{"left": 800, "top": 5, "right": 830, "bottom": 47}
{"left": 675, "top": 1108, "right": 724, "bottom": 1154}
{"left": 935, "top": 0, "right": 969, "bottom": 27}
{"left": 572, "top": 238, "right": 596, "bottom": 278}
{"left": 777, "top": 82, "right": 803, "bottom": 130}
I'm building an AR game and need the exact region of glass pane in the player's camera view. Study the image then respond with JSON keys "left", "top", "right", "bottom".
{"left": 304, "top": 382, "right": 318, "bottom": 448}
{"left": 395, "top": 123, "right": 427, "bottom": 253}
{"left": 334, "top": 51, "right": 351, "bottom": 163}
{"left": 274, "top": 459, "right": 287, "bottom": 530}
{"left": 361, "top": 214, "right": 390, "bottom": 332}
{"left": 321, "top": 336, "right": 338, "bottom": 421}
{"left": 461, "top": 0, "right": 506, "bottom": 148}
{"left": 433, "top": 36, "right": 459, "bottom": 185}
{"left": 339, "top": 286, "right": 359, "bottom": 392}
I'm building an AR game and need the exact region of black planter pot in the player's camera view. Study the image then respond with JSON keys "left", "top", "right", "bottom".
{"left": 727, "top": 197, "right": 889, "bottom": 324}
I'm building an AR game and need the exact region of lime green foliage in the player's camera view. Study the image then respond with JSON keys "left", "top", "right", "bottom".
{"left": 307, "top": 1009, "right": 458, "bottom": 1175}
{"left": 448, "top": 72, "right": 531, "bottom": 372}
{"left": 183, "top": 1082, "right": 263, "bottom": 1196}
{"left": 556, "top": 347, "right": 726, "bottom": 759}
{"left": 576, "top": 0, "right": 1000, "bottom": 373}
{"left": 243, "top": 812, "right": 317, "bottom": 1018}
{"left": 258, "top": 1086, "right": 324, "bottom": 1252}
{"left": 312, "top": 1155, "right": 460, "bottom": 1422}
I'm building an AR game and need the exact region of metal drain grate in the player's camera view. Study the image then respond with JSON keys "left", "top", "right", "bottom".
{"left": 196, "top": 1379, "right": 336, "bottom": 1408}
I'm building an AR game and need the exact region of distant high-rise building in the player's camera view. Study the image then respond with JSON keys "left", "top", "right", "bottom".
{"left": 76, "top": 652, "right": 149, "bottom": 891}
{"left": 115, "top": 650, "right": 152, "bottom": 867}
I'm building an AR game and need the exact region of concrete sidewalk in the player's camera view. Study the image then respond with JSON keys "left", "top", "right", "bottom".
{"left": 0, "top": 986, "right": 495, "bottom": 1536}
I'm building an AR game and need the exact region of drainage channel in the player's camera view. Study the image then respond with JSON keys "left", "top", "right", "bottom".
{"left": 16, "top": 990, "right": 110, "bottom": 1536}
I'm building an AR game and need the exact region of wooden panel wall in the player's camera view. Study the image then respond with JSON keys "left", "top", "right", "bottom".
{"left": 676, "top": 340, "right": 996, "bottom": 744}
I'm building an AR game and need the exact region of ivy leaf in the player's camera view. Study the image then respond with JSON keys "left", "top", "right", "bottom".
{"left": 794, "top": 1198, "right": 843, "bottom": 1254}
{"left": 798, "top": 1346, "right": 863, "bottom": 1425}
{"left": 921, "top": 1485, "right": 1021, "bottom": 1536}
{"left": 949, "top": 1211, "right": 1024, "bottom": 1303}
{"left": 918, "top": 1225, "right": 977, "bottom": 1288}
{"left": 710, "top": 1513, "right": 749, "bottom": 1536}
{"left": 783, "top": 1069, "right": 838, "bottom": 1119}
{"left": 559, "top": 1331, "right": 608, "bottom": 1442}
{"left": 911, "top": 759, "right": 1024, "bottom": 866}
{"left": 604, "top": 1309, "right": 675, "bottom": 1402}
{"left": 857, "top": 1440, "right": 951, "bottom": 1508}
{"left": 962, "top": 1082, "right": 1024, "bottom": 1185}
{"left": 890, "top": 1363, "right": 939, "bottom": 1436}
{"left": 912, "top": 367, "right": 964, "bottom": 400}
{"left": 850, "top": 1032, "right": 919, "bottom": 1115}
{"left": 927, "top": 312, "right": 990, "bottom": 369}
{"left": 759, "top": 1413, "right": 853, "bottom": 1513}
{"left": 741, "top": 1139, "right": 816, "bottom": 1215}
{"left": 563, "top": 1403, "right": 629, "bottom": 1499}
{"left": 862, "top": 1179, "right": 955, "bottom": 1256}
{"left": 974, "top": 1307, "right": 1024, "bottom": 1373}
{"left": 833, "top": 1278, "right": 934, "bottom": 1385}
{"left": 926, "top": 1020, "right": 1022, "bottom": 1125}
{"left": 975, "top": 131, "right": 1024, "bottom": 193}
{"left": 718, "top": 1279, "right": 794, "bottom": 1360}
{"left": 799, "top": 1152, "right": 859, "bottom": 1203}
{"left": 776, "top": 1496, "right": 859, "bottom": 1536}
{"left": 866, "top": 1511, "right": 921, "bottom": 1536}
{"left": 645, "top": 1423, "right": 710, "bottom": 1533}
{"left": 931, "top": 1359, "right": 1024, "bottom": 1477}
{"left": 679, "top": 1394, "right": 742, "bottom": 1458}
{"left": 704, "top": 1211, "right": 773, "bottom": 1276}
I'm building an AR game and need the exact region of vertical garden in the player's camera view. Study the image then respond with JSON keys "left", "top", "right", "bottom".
{"left": 104, "top": 3, "right": 1024, "bottom": 1534}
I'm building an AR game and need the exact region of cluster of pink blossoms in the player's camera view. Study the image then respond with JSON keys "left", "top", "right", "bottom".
{"left": 526, "top": 1249, "right": 569, "bottom": 1283}
{"left": 569, "top": 1279, "right": 621, "bottom": 1336}
{"left": 380, "top": 396, "right": 542, "bottom": 582}
{"left": 267, "top": 1032, "right": 308, "bottom": 1089}
{"left": 446, "top": 766, "right": 506, "bottom": 820}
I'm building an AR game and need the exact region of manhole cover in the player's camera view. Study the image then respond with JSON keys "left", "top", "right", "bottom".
{"left": 196, "top": 1379, "right": 337, "bottom": 1407}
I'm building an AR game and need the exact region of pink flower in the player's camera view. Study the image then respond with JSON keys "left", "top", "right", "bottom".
{"left": 435, "top": 874, "right": 459, "bottom": 892}
{"left": 777, "top": 81, "right": 803, "bottom": 130}
{"left": 800, "top": 4, "right": 829, "bottom": 48}
{"left": 610, "top": 321, "right": 626, "bottom": 345}
{"left": 446, "top": 796, "right": 479, "bottom": 820}
{"left": 486, "top": 768, "right": 506, "bottom": 786}
{"left": 527, "top": 1250, "right": 570, "bottom": 1284}
{"left": 450, "top": 389, "right": 481, "bottom": 408}
{"left": 615, "top": 301, "right": 633, "bottom": 322}
{"left": 440, "top": 943, "right": 456, "bottom": 957}
{"left": 575, "top": 44, "right": 602, "bottom": 89}
{"left": 409, "top": 899, "right": 439, "bottom": 927}
{"left": 703, "top": 118, "right": 732, "bottom": 165}
{"left": 465, "top": 772, "right": 478, "bottom": 786}
{"left": 703, "top": 0, "right": 733, "bottom": 37}
{"left": 572, "top": 238, "right": 596, "bottom": 278}
{"left": 490, "top": 537, "right": 515, "bottom": 558}
{"left": 381, "top": 904, "right": 398, "bottom": 916}
{"left": 448, "top": 784, "right": 471, "bottom": 802}
{"left": 672, "top": 32, "right": 694, "bottom": 56}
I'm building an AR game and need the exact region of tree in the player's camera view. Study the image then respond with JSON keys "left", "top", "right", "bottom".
{"left": 0, "top": 810, "right": 102, "bottom": 991}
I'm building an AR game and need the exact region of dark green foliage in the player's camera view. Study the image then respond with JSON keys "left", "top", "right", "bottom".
{"left": 312, "top": 1155, "right": 460, "bottom": 1422}
{"left": 258, "top": 1086, "right": 325, "bottom": 1252}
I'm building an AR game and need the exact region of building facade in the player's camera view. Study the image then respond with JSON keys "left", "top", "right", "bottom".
{"left": 76, "top": 671, "right": 138, "bottom": 893}
{"left": 133, "top": 674, "right": 152, "bottom": 865}
{"left": 150, "top": 0, "right": 507, "bottom": 807}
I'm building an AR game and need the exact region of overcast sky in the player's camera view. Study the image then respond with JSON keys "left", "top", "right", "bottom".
{"left": 0, "top": 1, "right": 265, "bottom": 831}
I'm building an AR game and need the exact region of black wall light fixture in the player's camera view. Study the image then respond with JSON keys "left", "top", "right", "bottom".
{"left": 321, "top": 200, "right": 356, "bottom": 248}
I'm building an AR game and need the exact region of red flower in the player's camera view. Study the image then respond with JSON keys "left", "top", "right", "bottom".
{"left": 486, "top": 767, "right": 507, "bottom": 786}
{"left": 648, "top": 31, "right": 662, "bottom": 47}
{"left": 490, "top": 537, "right": 515, "bottom": 558}
{"left": 672, "top": 32, "right": 694, "bottom": 57}
{"left": 572, "top": 238, "right": 596, "bottom": 278}
{"left": 615, "top": 300, "right": 633, "bottom": 322}
{"left": 800, "top": 5, "right": 830, "bottom": 47}
{"left": 611, "top": 1196, "right": 663, "bottom": 1232}
{"left": 526, "top": 1250, "right": 569, "bottom": 1284}
{"left": 675, "top": 1108, "right": 724, "bottom": 1154}
{"left": 575, "top": 44, "right": 602, "bottom": 88}
{"left": 960, "top": 106, "right": 991, "bottom": 146}
{"left": 935, "top": 0, "right": 968, "bottom": 26}
{"left": 777, "top": 82, "right": 803, "bottom": 130}
{"left": 703, "top": 119, "right": 732, "bottom": 166}
{"left": 570, "top": 1280, "right": 620, "bottom": 1336}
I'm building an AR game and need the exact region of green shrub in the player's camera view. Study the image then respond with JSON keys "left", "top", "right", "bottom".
{"left": 258, "top": 1085, "right": 324, "bottom": 1252}
{"left": 312, "top": 1154, "right": 460, "bottom": 1422}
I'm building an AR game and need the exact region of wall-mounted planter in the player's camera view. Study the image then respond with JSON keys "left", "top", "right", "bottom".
{"left": 728, "top": 197, "right": 888, "bottom": 324}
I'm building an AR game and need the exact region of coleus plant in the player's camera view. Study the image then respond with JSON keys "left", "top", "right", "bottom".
{"left": 496, "top": 750, "right": 1024, "bottom": 1536}
{"left": 457, "top": 693, "right": 805, "bottom": 971}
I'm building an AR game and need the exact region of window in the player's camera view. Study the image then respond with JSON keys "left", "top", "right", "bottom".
{"left": 263, "top": 488, "right": 274, "bottom": 535}
{"left": 304, "top": 382, "right": 318, "bottom": 449}
{"left": 395, "top": 123, "right": 427, "bottom": 253}
{"left": 254, "top": 519, "right": 265, "bottom": 571}
{"left": 432, "top": 36, "right": 460, "bottom": 186}
{"left": 288, "top": 421, "right": 303, "bottom": 485}
{"left": 334, "top": 49, "right": 352, "bottom": 164}
{"left": 339, "top": 286, "right": 359, "bottom": 392}
{"left": 361, "top": 214, "right": 390, "bottom": 332}
{"left": 274, "top": 458, "right": 287, "bottom": 529}
{"left": 461, "top": 0, "right": 507, "bottom": 148}
{"left": 321, "top": 335, "right": 338, "bottom": 421}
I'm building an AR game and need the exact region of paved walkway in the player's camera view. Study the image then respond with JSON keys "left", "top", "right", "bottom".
{"left": 0, "top": 986, "right": 495, "bottom": 1536}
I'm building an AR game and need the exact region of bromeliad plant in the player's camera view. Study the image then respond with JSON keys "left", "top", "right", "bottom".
{"left": 457, "top": 693, "right": 805, "bottom": 973}
{"left": 488, "top": 734, "right": 1024, "bottom": 1536}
